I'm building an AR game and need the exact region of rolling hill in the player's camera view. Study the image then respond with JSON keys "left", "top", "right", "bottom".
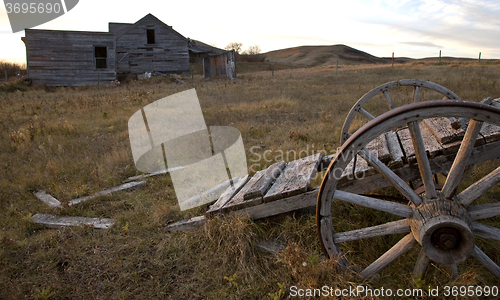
{"left": 262, "top": 44, "right": 481, "bottom": 67}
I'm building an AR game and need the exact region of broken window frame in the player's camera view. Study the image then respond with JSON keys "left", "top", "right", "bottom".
{"left": 94, "top": 46, "right": 107, "bottom": 69}
{"left": 147, "top": 29, "right": 155, "bottom": 45}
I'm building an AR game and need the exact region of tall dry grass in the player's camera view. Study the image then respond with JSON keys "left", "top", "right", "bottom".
{"left": 1, "top": 61, "right": 499, "bottom": 299}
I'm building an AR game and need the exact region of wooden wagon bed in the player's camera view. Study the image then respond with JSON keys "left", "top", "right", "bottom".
{"left": 167, "top": 99, "right": 500, "bottom": 232}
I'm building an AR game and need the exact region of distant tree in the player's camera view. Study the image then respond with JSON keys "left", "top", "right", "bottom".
{"left": 225, "top": 42, "right": 243, "bottom": 54}
{"left": 244, "top": 45, "right": 262, "bottom": 55}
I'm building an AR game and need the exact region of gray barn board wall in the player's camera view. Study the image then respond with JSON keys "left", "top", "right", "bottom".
{"left": 115, "top": 14, "right": 190, "bottom": 78}
{"left": 23, "top": 14, "right": 192, "bottom": 86}
{"left": 23, "top": 29, "right": 116, "bottom": 86}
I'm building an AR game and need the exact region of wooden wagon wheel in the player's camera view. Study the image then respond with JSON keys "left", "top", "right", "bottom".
{"left": 341, "top": 79, "right": 461, "bottom": 144}
{"left": 317, "top": 100, "right": 500, "bottom": 280}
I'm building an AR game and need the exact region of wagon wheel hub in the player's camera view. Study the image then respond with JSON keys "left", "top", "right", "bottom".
{"left": 432, "top": 227, "right": 460, "bottom": 250}
{"left": 411, "top": 198, "right": 474, "bottom": 265}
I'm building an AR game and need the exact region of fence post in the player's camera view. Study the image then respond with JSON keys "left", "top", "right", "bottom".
{"left": 336, "top": 56, "right": 339, "bottom": 73}
{"left": 392, "top": 52, "right": 394, "bottom": 67}
{"left": 439, "top": 50, "right": 441, "bottom": 63}
{"left": 5, "top": 70, "right": 7, "bottom": 83}
{"left": 479, "top": 52, "right": 481, "bottom": 63}
{"left": 271, "top": 61, "right": 274, "bottom": 77}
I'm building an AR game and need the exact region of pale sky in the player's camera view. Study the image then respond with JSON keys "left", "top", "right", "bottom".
{"left": 1, "top": 0, "right": 500, "bottom": 64}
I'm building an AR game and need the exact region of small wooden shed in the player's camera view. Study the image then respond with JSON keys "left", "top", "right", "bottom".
{"left": 188, "top": 40, "right": 236, "bottom": 80}
{"left": 22, "top": 14, "right": 191, "bottom": 86}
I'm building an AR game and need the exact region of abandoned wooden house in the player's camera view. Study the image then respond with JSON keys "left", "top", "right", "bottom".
{"left": 22, "top": 14, "right": 234, "bottom": 86}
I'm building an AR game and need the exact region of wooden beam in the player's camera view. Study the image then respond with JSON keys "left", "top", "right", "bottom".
{"left": 34, "top": 190, "right": 62, "bottom": 208}
{"left": 166, "top": 216, "right": 206, "bottom": 233}
{"left": 68, "top": 181, "right": 146, "bottom": 206}
{"left": 31, "top": 213, "right": 114, "bottom": 229}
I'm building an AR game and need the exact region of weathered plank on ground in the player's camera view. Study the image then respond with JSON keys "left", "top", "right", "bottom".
{"left": 31, "top": 213, "right": 114, "bottom": 229}
{"left": 34, "top": 190, "right": 62, "bottom": 208}
{"left": 166, "top": 215, "right": 207, "bottom": 232}
{"left": 205, "top": 176, "right": 249, "bottom": 217}
{"left": 423, "top": 117, "right": 464, "bottom": 144}
{"left": 263, "top": 153, "right": 322, "bottom": 202}
{"left": 222, "top": 161, "right": 287, "bottom": 213}
{"left": 124, "top": 166, "right": 185, "bottom": 182}
{"left": 68, "top": 181, "right": 146, "bottom": 206}
{"left": 244, "top": 161, "right": 286, "bottom": 200}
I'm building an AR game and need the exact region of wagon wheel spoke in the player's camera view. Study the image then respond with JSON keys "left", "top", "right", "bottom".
{"left": 383, "top": 90, "right": 395, "bottom": 110}
{"left": 441, "top": 119, "right": 484, "bottom": 199}
{"left": 359, "top": 147, "right": 422, "bottom": 206}
{"left": 333, "top": 219, "right": 410, "bottom": 243}
{"left": 472, "top": 246, "right": 500, "bottom": 279}
{"left": 333, "top": 190, "right": 413, "bottom": 218}
{"left": 413, "top": 86, "right": 420, "bottom": 103}
{"left": 467, "top": 202, "right": 500, "bottom": 220}
{"left": 359, "top": 108, "right": 375, "bottom": 120}
{"left": 456, "top": 166, "right": 500, "bottom": 206}
{"left": 472, "top": 222, "right": 500, "bottom": 241}
{"left": 360, "top": 234, "right": 416, "bottom": 279}
{"left": 413, "top": 249, "right": 431, "bottom": 279}
{"left": 408, "top": 121, "right": 438, "bottom": 199}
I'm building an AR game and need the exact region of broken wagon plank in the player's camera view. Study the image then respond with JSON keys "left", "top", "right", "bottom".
{"left": 397, "top": 125, "right": 444, "bottom": 161}
{"left": 31, "top": 213, "right": 114, "bottom": 229}
{"left": 68, "top": 181, "right": 147, "bottom": 206}
{"left": 263, "top": 153, "right": 322, "bottom": 203}
{"left": 233, "top": 188, "right": 318, "bottom": 220}
{"left": 34, "top": 190, "right": 62, "bottom": 208}
{"left": 341, "top": 154, "right": 373, "bottom": 180}
{"left": 365, "top": 133, "right": 391, "bottom": 163}
{"left": 244, "top": 161, "right": 286, "bottom": 200}
{"left": 480, "top": 122, "right": 500, "bottom": 144}
{"left": 423, "top": 117, "right": 464, "bottom": 144}
{"left": 205, "top": 175, "right": 249, "bottom": 217}
{"left": 221, "top": 165, "right": 287, "bottom": 213}
{"left": 385, "top": 131, "right": 404, "bottom": 168}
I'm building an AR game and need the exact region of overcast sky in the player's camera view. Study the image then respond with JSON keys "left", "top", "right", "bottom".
{"left": 1, "top": 0, "right": 499, "bottom": 64}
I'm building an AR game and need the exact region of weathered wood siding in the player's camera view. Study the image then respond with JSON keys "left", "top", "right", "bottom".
{"left": 203, "top": 50, "right": 236, "bottom": 79}
{"left": 24, "top": 29, "right": 116, "bottom": 86}
{"left": 115, "top": 15, "right": 189, "bottom": 76}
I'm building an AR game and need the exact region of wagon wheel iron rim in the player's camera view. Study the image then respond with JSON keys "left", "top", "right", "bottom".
{"left": 317, "top": 100, "right": 500, "bottom": 280}
{"left": 340, "top": 79, "right": 461, "bottom": 145}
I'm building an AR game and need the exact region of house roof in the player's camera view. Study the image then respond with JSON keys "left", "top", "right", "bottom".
{"left": 188, "top": 39, "right": 226, "bottom": 54}
{"left": 114, "top": 13, "right": 187, "bottom": 41}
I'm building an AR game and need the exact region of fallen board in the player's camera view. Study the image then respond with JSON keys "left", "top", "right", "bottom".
{"left": 31, "top": 213, "right": 114, "bottom": 229}
{"left": 34, "top": 190, "right": 62, "bottom": 208}
{"left": 68, "top": 181, "right": 146, "bottom": 206}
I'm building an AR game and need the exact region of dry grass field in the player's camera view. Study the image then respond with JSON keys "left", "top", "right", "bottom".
{"left": 1, "top": 61, "right": 500, "bottom": 299}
